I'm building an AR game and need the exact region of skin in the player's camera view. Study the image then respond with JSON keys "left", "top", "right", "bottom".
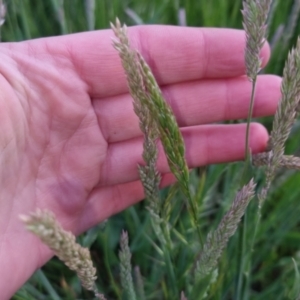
{"left": 0, "top": 25, "right": 281, "bottom": 298}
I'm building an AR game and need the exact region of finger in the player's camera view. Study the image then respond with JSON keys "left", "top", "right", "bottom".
{"left": 10, "top": 26, "right": 270, "bottom": 98}
{"left": 78, "top": 172, "right": 176, "bottom": 232}
{"left": 94, "top": 74, "right": 281, "bottom": 143}
{"left": 99, "top": 122, "right": 267, "bottom": 186}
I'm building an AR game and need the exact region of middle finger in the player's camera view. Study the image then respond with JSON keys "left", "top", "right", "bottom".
{"left": 93, "top": 74, "right": 281, "bottom": 143}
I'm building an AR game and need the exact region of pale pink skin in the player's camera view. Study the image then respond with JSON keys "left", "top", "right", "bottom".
{"left": 0, "top": 25, "right": 281, "bottom": 298}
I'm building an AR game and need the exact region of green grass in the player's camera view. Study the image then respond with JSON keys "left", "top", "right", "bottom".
{"left": 5, "top": 0, "right": 300, "bottom": 299}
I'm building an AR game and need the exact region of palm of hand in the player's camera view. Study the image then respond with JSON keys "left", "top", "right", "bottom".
{"left": 0, "top": 38, "right": 109, "bottom": 293}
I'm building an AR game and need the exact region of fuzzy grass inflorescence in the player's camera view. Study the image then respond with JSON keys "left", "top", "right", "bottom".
{"left": 242, "top": 0, "right": 272, "bottom": 81}
{"left": 194, "top": 179, "right": 256, "bottom": 280}
{"left": 111, "top": 19, "right": 167, "bottom": 251}
{"left": 134, "top": 266, "right": 146, "bottom": 300}
{"left": 111, "top": 19, "right": 161, "bottom": 215}
{"left": 21, "top": 210, "right": 102, "bottom": 297}
{"left": 242, "top": 0, "right": 272, "bottom": 160}
{"left": 112, "top": 20, "right": 188, "bottom": 296}
{"left": 253, "top": 37, "right": 300, "bottom": 201}
{"left": 119, "top": 230, "right": 137, "bottom": 300}
{"left": 111, "top": 18, "right": 189, "bottom": 194}
{"left": 111, "top": 18, "right": 201, "bottom": 244}
{"left": 268, "top": 38, "right": 300, "bottom": 171}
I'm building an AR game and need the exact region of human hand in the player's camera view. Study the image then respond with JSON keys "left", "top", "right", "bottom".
{"left": 0, "top": 25, "right": 280, "bottom": 298}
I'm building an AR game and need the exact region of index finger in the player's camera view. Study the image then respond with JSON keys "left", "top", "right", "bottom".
{"left": 75, "top": 26, "right": 270, "bottom": 97}
{"left": 11, "top": 25, "right": 270, "bottom": 98}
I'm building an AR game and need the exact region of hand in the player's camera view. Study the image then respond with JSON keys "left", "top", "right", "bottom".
{"left": 0, "top": 25, "right": 280, "bottom": 298}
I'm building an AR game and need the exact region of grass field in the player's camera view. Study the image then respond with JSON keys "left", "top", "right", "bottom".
{"left": 5, "top": 0, "right": 300, "bottom": 299}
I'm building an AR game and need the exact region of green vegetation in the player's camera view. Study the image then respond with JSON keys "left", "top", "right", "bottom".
{"left": 6, "top": 0, "right": 300, "bottom": 299}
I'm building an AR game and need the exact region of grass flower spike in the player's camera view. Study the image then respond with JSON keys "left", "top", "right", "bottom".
{"left": 267, "top": 38, "right": 300, "bottom": 175}
{"left": 111, "top": 19, "right": 201, "bottom": 242}
{"left": 111, "top": 19, "right": 161, "bottom": 215}
{"left": 21, "top": 210, "right": 99, "bottom": 295}
{"left": 253, "top": 37, "right": 300, "bottom": 200}
{"left": 111, "top": 18, "right": 189, "bottom": 199}
{"left": 242, "top": 0, "right": 272, "bottom": 81}
{"left": 119, "top": 231, "right": 137, "bottom": 300}
{"left": 134, "top": 266, "right": 146, "bottom": 300}
{"left": 194, "top": 179, "right": 256, "bottom": 280}
{"left": 242, "top": 0, "right": 272, "bottom": 159}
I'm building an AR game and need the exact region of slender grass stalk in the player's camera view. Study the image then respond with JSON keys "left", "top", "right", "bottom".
{"left": 240, "top": 2, "right": 271, "bottom": 298}
{"left": 290, "top": 258, "right": 300, "bottom": 300}
{"left": 266, "top": 0, "right": 279, "bottom": 33}
{"left": 125, "top": 8, "right": 144, "bottom": 25}
{"left": 283, "top": 0, "right": 300, "bottom": 48}
{"left": 134, "top": 266, "right": 146, "bottom": 300}
{"left": 35, "top": 269, "right": 61, "bottom": 300}
{"left": 85, "top": 0, "right": 95, "bottom": 31}
{"left": 101, "top": 231, "right": 122, "bottom": 299}
{"left": 50, "top": 0, "right": 68, "bottom": 34}
{"left": 0, "top": 0, "right": 6, "bottom": 41}
{"left": 119, "top": 231, "right": 137, "bottom": 300}
{"left": 245, "top": 80, "right": 257, "bottom": 161}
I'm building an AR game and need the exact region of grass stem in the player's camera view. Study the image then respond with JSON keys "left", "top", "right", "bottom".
{"left": 245, "top": 78, "right": 257, "bottom": 160}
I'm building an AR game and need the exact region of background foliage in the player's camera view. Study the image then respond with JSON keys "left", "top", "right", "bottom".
{"left": 4, "top": 0, "right": 300, "bottom": 299}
